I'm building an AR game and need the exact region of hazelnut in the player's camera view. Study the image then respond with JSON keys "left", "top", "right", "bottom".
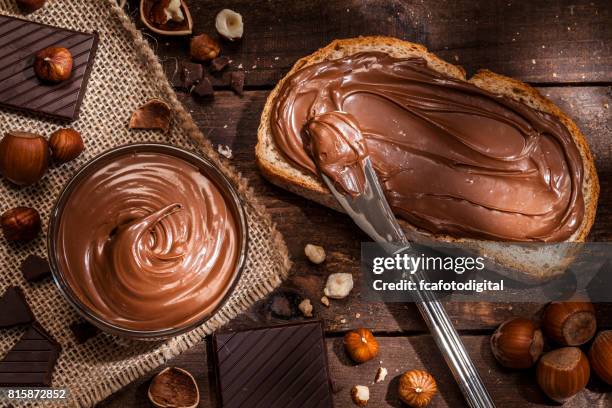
{"left": 129, "top": 99, "right": 172, "bottom": 132}
{"left": 590, "top": 330, "right": 612, "bottom": 385}
{"left": 190, "top": 34, "right": 220, "bottom": 61}
{"left": 215, "top": 9, "right": 243, "bottom": 41}
{"left": 344, "top": 328, "right": 378, "bottom": 363}
{"left": 1, "top": 207, "right": 41, "bottom": 242}
{"left": 536, "top": 347, "right": 590, "bottom": 403}
{"left": 0, "top": 131, "right": 49, "bottom": 186}
{"left": 350, "top": 385, "right": 369, "bottom": 406}
{"left": 490, "top": 317, "right": 544, "bottom": 369}
{"left": 398, "top": 370, "right": 437, "bottom": 408}
{"left": 304, "top": 243, "right": 326, "bottom": 264}
{"left": 148, "top": 367, "right": 199, "bottom": 408}
{"left": 150, "top": 0, "right": 184, "bottom": 26}
{"left": 16, "top": 0, "right": 46, "bottom": 13}
{"left": 34, "top": 47, "right": 73, "bottom": 83}
{"left": 324, "top": 272, "right": 353, "bottom": 299}
{"left": 542, "top": 301, "right": 597, "bottom": 346}
{"left": 374, "top": 366, "right": 388, "bottom": 383}
{"left": 49, "top": 129, "right": 84, "bottom": 163}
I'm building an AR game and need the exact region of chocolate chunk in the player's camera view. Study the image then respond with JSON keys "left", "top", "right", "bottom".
{"left": 193, "top": 76, "right": 214, "bottom": 97}
{"left": 0, "top": 286, "right": 34, "bottom": 328}
{"left": 20, "top": 255, "right": 51, "bottom": 282}
{"left": 229, "top": 70, "right": 245, "bottom": 96}
{"left": 210, "top": 56, "right": 230, "bottom": 72}
{"left": 212, "top": 321, "right": 333, "bottom": 407}
{"left": 182, "top": 61, "right": 203, "bottom": 89}
{"left": 0, "top": 16, "right": 98, "bottom": 121}
{"left": 0, "top": 322, "right": 61, "bottom": 386}
{"left": 69, "top": 321, "right": 100, "bottom": 344}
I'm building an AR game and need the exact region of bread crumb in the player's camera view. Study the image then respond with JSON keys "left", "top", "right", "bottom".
{"left": 217, "top": 145, "right": 233, "bottom": 159}
{"left": 298, "top": 298, "right": 313, "bottom": 317}
{"left": 531, "top": 59, "right": 536, "bottom": 64}
{"left": 223, "top": 124, "right": 228, "bottom": 129}
{"left": 274, "top": 56, "right": 279, "bottom": 61}
{"left": 340, "top": 318, "right": 347, "bottom": 324}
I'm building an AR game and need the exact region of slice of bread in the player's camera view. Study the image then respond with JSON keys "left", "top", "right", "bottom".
{"left": 256, "top": 36, "right": 600, "bottom": 283}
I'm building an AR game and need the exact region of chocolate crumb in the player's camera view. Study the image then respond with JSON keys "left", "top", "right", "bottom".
{"left": 69, "top": 321, "right": 100, "bottom": 344}
{"left": 0, "top": 286, "right": 34, "bottom": 328}
{"left": 20, "top": 255, "right": 51, "bottom": 282}
{"left": 210, "top": 56, "right": 230, "bottom": 72}
{"left": 193, "top": 76, "right": 214, "bottom": 97}
{"left": 229, "top": 70, "right": 244, "bottom": 96}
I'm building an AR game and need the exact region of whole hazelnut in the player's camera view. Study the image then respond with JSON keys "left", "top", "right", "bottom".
{"left": 148, "top": 367, "right": 199, "bottom": 408}
{"left": 16, "top": 0, "right": 46, "bottom": 13}
{"left": 189, "top": 34, "right": 220, "bottom": 61}
{"left": 1, "top": 207, "right": 41, "bottom": 242}
{"left": 344, "top": 328, "right": 378, "bottom": 363}
{"left": 542, "top": 301, "right": 597, "bottom": 346}
{"left": 536, "top": 347, "right": 590, "bottom": 403}
{"left": 0, "top": 131, "right": 49, "bottom": 186}
{"left": 398, "top": 369, "right": 437, "bottom": 408}
{"left": 49, "top": 129, "right": 84, "bottom": 163}
{"left": 490, "top": 317, "right": 544, "bottom": 369}
{"left": 589, "top": 330, "right": 612, "bottom": 385}
{"left": 34, "top": 47, "right": 73, "bottom": 83}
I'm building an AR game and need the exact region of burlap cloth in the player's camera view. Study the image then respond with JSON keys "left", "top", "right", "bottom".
{"left": 0, "top": 0, "right": 291, "bottom": 406}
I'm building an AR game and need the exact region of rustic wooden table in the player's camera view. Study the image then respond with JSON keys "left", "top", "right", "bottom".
{"left": 100, "top": 1, "right": 612, "bottom": 407}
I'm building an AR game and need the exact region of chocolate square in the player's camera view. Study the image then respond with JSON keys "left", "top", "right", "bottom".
{"left": 211, "top": 321, "right": 333, "bottom": 407}
{"left": 0, "top": 16, "right": 99, "bottom": 121}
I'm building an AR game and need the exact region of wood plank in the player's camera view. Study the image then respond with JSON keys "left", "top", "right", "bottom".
{"left": 97, "top": 335, "right": 612, "bottom": 407}
{"left": 127, "top": 0, "right": 612, "bottom": 85}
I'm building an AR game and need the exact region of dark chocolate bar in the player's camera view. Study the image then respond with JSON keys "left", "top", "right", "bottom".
{"left": 0, "top": 15, "right": 98, "bottom": 121}
{"left": 0, "top": 322, "right": 61, "bottom": 386}
{"left": 211, "top": 321, "right": 333, "bottom": 407}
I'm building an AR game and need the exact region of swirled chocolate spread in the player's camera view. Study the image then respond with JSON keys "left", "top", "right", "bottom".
{"left": 56, "top": 151, "right": 240, "bottom": 331}
{"left": 271, "top": 52, "right": 585, "bottom": 242}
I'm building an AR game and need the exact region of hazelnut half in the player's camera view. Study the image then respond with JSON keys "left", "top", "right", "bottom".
{"left": 536, "top": 347, "right": 590, "bottom": 403}
{"left": 49, "top": 129, "right": 84, "bottom": 163}
{"left": 215, "top": 9, "right": 244, "bottom": 41}
{"left": 190, "top": 34, "right": 220, "bottom": 61}
{"left": 129, "top": 99, "right": 172, "bottom": 132}
{"left": 16, "top": 0, "right": 46, "bottom": 13}
{"left": 589, "top": 330, "right": 612, "bottom": 385}
{"left": 398, "top": 369, "right": 437, "bottom": 408}
{"left": 0, "top": 131, "right": 49, "bottom": 186}
{"left": 1, "top": 207, "right": 41, "bottom": 242}
{"left": 344, "top": 328, "right": 378, "bottom": 363}
{"left": 542, "top": 301, "right": 597, "bottom": 346}
{"left": 490, "top": 317, "right": 544, "bottom": 369}
{"left": 350, "top": 385, "right": 369, "bottom": 406}
{"left": 148, "top": 367, "right": 199, "bottom": 408}
{"left": 34, "top": 47, "right": 73, "bottom": 83}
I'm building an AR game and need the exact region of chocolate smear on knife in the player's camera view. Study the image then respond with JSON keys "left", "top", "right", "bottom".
{"left": 0, "top": 286, "right": 34, "bottom": 328}
{"left": 20, "top": 254, "right": 51, "bottom": 282}
{"left": 0, "top": 16, "right": 98, "bottom": 121}
{"left": 0, "top": 322, "right": 61, "bottom": 386}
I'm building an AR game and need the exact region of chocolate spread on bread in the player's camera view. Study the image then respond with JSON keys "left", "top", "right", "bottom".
{"left": 271, "top": 52, "right": 585, "bottom": 242}
{"left": 56, "top": 151, "right": 240, "bottom": 331}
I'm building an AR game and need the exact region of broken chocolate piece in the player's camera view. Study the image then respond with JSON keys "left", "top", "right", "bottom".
{"left": 20, "top": 255, "right": 51, "bottom": 282}
{"left": 69, "top": 321, "right": 100, "bottom": 344}
{"left": 229, "top": 70, "right": 244, "bottom": 96}
{"left": 182, "top": 61, "right": 203, "bottom": 89}
{"left": 0, "top": 286, "right": 34, "bottom": 328}
{"left": 193, "top": 76, "right": 214, "bottom": 97}
{"left": 0, "top": 322, "right": 61, "bottom": 386}
{"left": 210, "top": 56, "right": 230, "bottom": 72}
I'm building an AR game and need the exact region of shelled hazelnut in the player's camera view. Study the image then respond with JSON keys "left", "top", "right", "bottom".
{"left": 215, "top": 9, "right": 243, "bottom": 41}
{"left": 34, "top": 47, "right": 73, "bottom": 83}
{"left": 190, "top": 34, "right": 220, "bottom": 61}
{"left": 542, "top": 301, "right": 597, "bottom": 346}
{"left": 350, "top": 385, "right": 369, "bottom": 406}
{"left": 0, "top": 131, "right": 49, "bottom": 186}
{"left": 490, "top": 317, "right": 544, "bottom": 369}
{"left": 1, "top": 207, "right": 41, "bottom": 242}
{"left": 344, "top": 328, "right": 378, "bottom": 363}
{"left": 49, "top": 129, "right": 84, "bottom": 163}
{"left": 398, "top": 369, "right": 437, "bottom": 408}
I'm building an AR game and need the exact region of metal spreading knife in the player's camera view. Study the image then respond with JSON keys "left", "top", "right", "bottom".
{"left": 319, "top": 156, "right": 496, "bottom": 408}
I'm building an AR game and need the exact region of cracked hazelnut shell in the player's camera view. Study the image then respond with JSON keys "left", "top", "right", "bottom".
{"left": 190, "top": 34, "right": 220, "bottom": 61}
{"left": 543, "top": 301, "right": 597, "bottom": 346}
{"left": 0, "top": 131, "right": 49, "bottom": 186}
{"left": 344, "top": 328, "right": 378, "bottom": 363}
{"left": 536, "top": 347, "right": 590, "bottom": 403}
{"left": 490, "top": 317, "right": 544, "bottom": 369}
{"left": 49, "top": 128, "right": 84, "bottom": 163}
{"left": 34, "top": 47, "right": 73, "bottom": 83}
{"left": 148, "top": 367, "right": 199, "bottom": 408}
{"left": 590, "top": 330, "right": 612, "bottom": 385}
{"left": 1, "top": 207, "right": 41, "bottom": 242}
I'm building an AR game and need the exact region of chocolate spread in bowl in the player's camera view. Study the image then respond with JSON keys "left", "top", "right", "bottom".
{"left": 271, "top": 52, "right": 585, "bottom": 242}
{"left": 55, "top": 150, "right": 241, "bottom": 332}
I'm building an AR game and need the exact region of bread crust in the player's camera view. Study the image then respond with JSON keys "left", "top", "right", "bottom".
{"left": 256, "top": 36, "right": 599, "bottom": 279}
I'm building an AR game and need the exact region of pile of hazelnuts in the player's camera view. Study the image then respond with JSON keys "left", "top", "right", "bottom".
{"left": 490, "top": 301, "right": 611, "bottom": 403}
